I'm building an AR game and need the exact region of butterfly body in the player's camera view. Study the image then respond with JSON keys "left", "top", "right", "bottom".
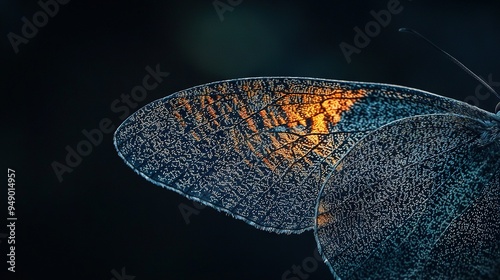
{"left": 114, "top": 77, "right": 500, "bottom": 279}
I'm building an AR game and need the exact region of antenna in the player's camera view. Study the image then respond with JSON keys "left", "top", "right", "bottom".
{"left": 399, "top": 28, "right": 500, "bottom": 113}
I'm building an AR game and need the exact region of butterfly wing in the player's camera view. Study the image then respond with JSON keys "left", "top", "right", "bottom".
{"left": 113, "top": 77, "right": 493, "bottom": 233}
{"left": 315, "top": 113, "right": 500, "bottom": 279}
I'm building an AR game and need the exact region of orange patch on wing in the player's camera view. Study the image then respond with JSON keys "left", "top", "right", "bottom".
{"left": 259, "top": 110, "right": 273, "bottom": 128}
{"left": 243, "top": 158, "right": 252, "bottom": 166}
{"left": 182, "top": 99, "right": 192, "bottom": 113}
{"left": 173, "top": 111, "right": 186, "bottom": 127}
{"left": 262, "top": 157, "right": 274, "bottom": 169}
{"left": 316, "top": 212, "right": 334, "bottom": 228}
{"left": 221, "top": 83, "right": 367, "bottom": 172}
{"left": 238, "top": 106, "right": 258, "bottom": 133}
{"left": 336, "top": 162, "right": 343, "bottom": 172}
{"left": 268, "top": 111, "right": 282, "bottom": 126}
{"left": 250, "top": 87, "right": 367, "bottom": 166}
{"left": 190, "top": 130, "right": 201, "bottom": 141}
{"left": 206, "top": 105, "right": 218, "bottom": 124}
{"left": 316, "top": 202, "right": 334, "bottom": 228}
{"left": 269, "top": 135, "right": 282, "bottom": 150}
{"left": 280, "top": 88, "right": 367, "bottom": 135}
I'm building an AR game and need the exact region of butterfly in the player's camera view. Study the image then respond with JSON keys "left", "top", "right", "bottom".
{"left": 113, "top": 77, "right": 500, "bottom": 279}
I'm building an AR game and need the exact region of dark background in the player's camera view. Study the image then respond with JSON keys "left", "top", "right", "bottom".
{"left": 2, "top": 0, "right": 500, "bottom": 279}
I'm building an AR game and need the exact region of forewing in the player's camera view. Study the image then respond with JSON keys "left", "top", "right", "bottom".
{"left": 315, "top": 114, "right": 500, "bottom": 279}
{"left": 113, "top": 77, "right": 494, "bottom": 233}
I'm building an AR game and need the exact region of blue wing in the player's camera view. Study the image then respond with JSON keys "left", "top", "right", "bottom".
{"left": 113, "top": 77, "right": 494, "bottom": 233}
{"left": 315, "top": 113, "right": 500, "bottom": 279}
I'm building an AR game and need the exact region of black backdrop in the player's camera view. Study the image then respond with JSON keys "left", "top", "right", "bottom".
{"left": 2, "top": 0, "right": 500, "bottom": 279}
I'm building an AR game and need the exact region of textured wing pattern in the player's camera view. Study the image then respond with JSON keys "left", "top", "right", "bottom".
{"left": 114, "top": 77, "right": 493, "bottom": 232}
{"left": 315, "top": 114, "right": 500, "bottom": 279}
